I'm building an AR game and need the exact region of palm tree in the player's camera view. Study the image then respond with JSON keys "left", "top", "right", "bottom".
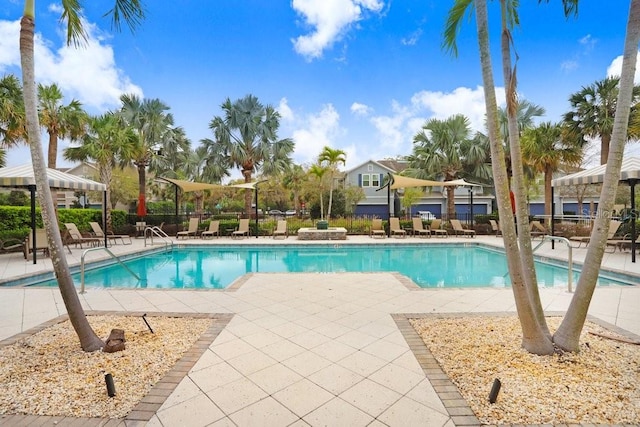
{"left": 407, "top": 114, "right": 474, "bottom": 218}
{"left": 564, "top": 76, "right": 640, "bottom": 165}
{"left": 283, "top": 164, "right": 307, "bottom": 215}
{"left": 0, "top": 74, "right": 26, "bottom": 148}
{"left": 555, "top": 0, "right": 640, "bottom": 352}
{"left": 19, "top": 0, "right": 145, "bottom": 352}
{"left": 205, "top": 94, "right": 294, "bottom": 215}
{"left": 308, "top": 163, "right": 328, "bottom": 219}
{"left": 318, "top": 146, "right": 346, "bottom": 219}
{"left": 38, "top": 83, "right": 88, "bottom": 169}
{"left": 521, "top": 122, "right": 583, "bottom": 217}
{"left": 118, "top": 94, "right": 176, "bottom": 216}
{"left": 63, "top": 113, "right": 137, "bottom": 230}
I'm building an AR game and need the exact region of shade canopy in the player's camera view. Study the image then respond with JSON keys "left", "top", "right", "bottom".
{"left": 0, "top": 164, "right": 106, "bottom": 191}
{"left": 552, "top": 157, "right": 640, "bottom": 186}
{"left": 160, "top": 177, "right": 221, "bottom": 192}
{"left": 387, "top": 173, "right": 481, "bottom": 190}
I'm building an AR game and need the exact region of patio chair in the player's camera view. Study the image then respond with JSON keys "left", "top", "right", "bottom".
{"left": 23, "top": 228, "right": 49, "bottom": 259}
{"left": 370, "top": 218, "right": 386, "bottom": 238}
{"left": 232, "top": 218, "right": 250, "bottom": 239}
{"left": 529, "top": 220, "right": 548, "bottom": 239}
{"left": 450, "top": 219, "right": 475, "bottom": 237}
{"left": 489, "top": 219, "right": 502, "bottom": 236}
{"left": 201, "top": 220, "right": 220, "bottom": 239}
{"left": 429, "top": 219, "right": 448, "bottom": 237}
{"left": 176, "top": 217, "right": 199, "bottom": 239}
{"left": 571, "top": 220, "right": 620, "bottom": 248}
{"left": 89, "top": 222, "right": 132, "bottom": 246}
{"left": 64, "top": 223, "right": 101, "bottom": 248}
{"left": 412, "top": 217, "right": 431, "bottom": 238}
{"left": 272, "top": 220, "right": 288, "bottom": 239}
{"left": 389, "top": 217, "right": 406, "bottom": 238}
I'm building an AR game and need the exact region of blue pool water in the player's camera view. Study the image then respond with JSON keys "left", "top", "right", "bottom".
{"left": 22, "top": 244, "right": 635, "bottom": 289}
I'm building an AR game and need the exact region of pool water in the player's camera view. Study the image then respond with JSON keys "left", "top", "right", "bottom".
{"left": 26, "top": 244, "right": 633, "bottom": 289}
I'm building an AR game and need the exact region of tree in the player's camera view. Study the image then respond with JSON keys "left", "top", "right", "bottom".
{"left": 318, "top": 146, "right": 346, "bottom": 219}
{"left": 564, "top": 76, "right": 640, "bottom": 165}
{"left": 0, "top": 74, "right": 26, "bottom": 147}
{"left": 402, "top": 187, "right": 423, "bottom": 218}
{"left": 63, "top": 113, "right": 137, "bottom": 230}
{"left": 555, "top": 0, "right": 640, "bottom": 351}
{"left": 308, "top": 163, "right": 328, "bottom": 219}
{"left": 521, "top": 122, "right": 583, "bottom": 217}
{"left": 283, "top": 164, "right": 307, "bottom": 215}
{"left": 38, "top": 83, "right": 87, "bottom": 169}
{"left": 118, "top": 94, "right": 176, "bottom": 216}
{"left": 407, "top": 114, "right": 479, "bottom": 218}
{"left": 19, "top": 0, "right": 145, "bottom": 352}
{"left": 205, "top": 94, "right": 294, "bottom": 215}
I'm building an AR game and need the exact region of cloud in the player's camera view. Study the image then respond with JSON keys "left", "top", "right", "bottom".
{"left": 350, "top": 102, "right": 372, "bottom": 116}
{"left": 277, "top": 97, "right": 295, "bottom": 122}
{"left": 284, "top": 103, "right": 345, "bottom": 164}
{"left": 291, "top": 0, "right": 384, "bottom": 60}
{"left": 560, "top": 60, "right": 578, "bottom": 72}
{"left": 606, "top": 52, "right": 640, "bottom": 83}
{"left": 0, "top": 16, "right": 142, "bottom": 112}
{"left": 401, "top": 28, "right": 422, "bottom": 46}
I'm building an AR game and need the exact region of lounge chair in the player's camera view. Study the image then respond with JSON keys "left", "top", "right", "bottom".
{"left": 232, "top": 218, "right": 250, "bottom": 239}
{"left": 450, "top": 219, "right": 475, "bottom": 237}
{"left": 370, "top": 218, "right": 386, "bottom": 238}
{"left": 23, "top": 228, "right": 49, "bottom": 259}
{"left": 612, "top": 234, "right": 640, "bottom": 252}
{"left": 64, "top": 223, "right": 101, "bottom": 248}
{"left": 272, "top": 220, "right": 288, "bottom": 239}
{"left": 201, "top": 220, "right": 220, "bottom": 239}
{"left": 412, "top": 217, "right": 431, "bottom": 238}
{"left": 176, "top": 218, "right": 199, "bottom": 239}
{"left": 571, "top": 220, "right": 621, "bottom": 248}
{"left": 489, "top": 219, "right": 502, "bottom": 236}
{"left": 389, "top": 217, "right": 406, "bottom": 238}
{"left": 89, "top": 222, "right": 132, "bottom": 246}
{"left": 429, "top": 219, "right": 448, "bottom": 237}
{"left": 529, "top": 220, "right": 548, "bottom": 239}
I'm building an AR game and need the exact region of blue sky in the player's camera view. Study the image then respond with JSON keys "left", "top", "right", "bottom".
{"left": 0, "top": 1, "right": 636, "bottom": 178}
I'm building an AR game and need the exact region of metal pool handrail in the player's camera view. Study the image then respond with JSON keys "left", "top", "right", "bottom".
{"left": 144, "top": 226, "right": 173, "bottom": 249}
{"left": 533, "top": 235, "right": 573, "bottom": 292}
{"left": 80, "top": 247, "right": 140, "bottom": 294}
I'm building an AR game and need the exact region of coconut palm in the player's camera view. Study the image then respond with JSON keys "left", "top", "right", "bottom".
{"left": 564, "top": 76, "right": 640, "bottom": 165}
{"left": 205, "top": 94, "right": 294, "bottom": 215}
{"left": 63, "top": 113, "right": 137, "bottom": 230}
{"left": 318, "top": 146, "right": 346, "bottom": 219}
{"left": 19, "top": 0, "right": 145, "bottom": 351}
{"left": 38, "top": 83, "right": 88, "bottom": 169}
{"left": 521, "top": 122, "right": 583, "bottom": 217}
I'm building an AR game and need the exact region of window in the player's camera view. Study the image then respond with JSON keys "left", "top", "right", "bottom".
{"left": 361, "top": 174, "right": 370, "bottom": 187}
{"left": 371, "top": 174, "right": 380, "bottom": 187}
{"left": 360, "top": 173, "right": 380, "bottom": 188}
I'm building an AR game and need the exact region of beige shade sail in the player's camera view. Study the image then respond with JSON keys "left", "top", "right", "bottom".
{"left": 388, "top": 174, "right": 481, "bottom": 189}
{"left": 160, "top": 177, "right": 221, "bottom": 192}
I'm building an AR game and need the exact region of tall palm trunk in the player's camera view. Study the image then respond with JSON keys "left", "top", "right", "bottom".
{"left": 20, "top": 6, "right": 103, "bottom": 352}
{"left": 327, "top": 173, "right": 334, "bottom": 219}
{"left": 100, "top": 163, "right": 113, "bottom": 232}
{"left": 242, "top": 167, "right": 253, "bottom": 216}
{"left": 475, "top": 0, "right": 553, "bottom": 354}
{"left": 499, "top": 0, "right": 551, "bottom": 341}
{"left": 137, "top": 161, "right": 146, "bottom": 213}
{"left": 555, "top": 0, "right": 640, "bottom": 352}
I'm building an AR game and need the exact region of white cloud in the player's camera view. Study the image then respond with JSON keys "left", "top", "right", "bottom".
{"left": 0, "top": 16, "right": 142, "bottom": 112}
{"left": 286, "top": 103, "right": 344, "bottom": 164}
{"left": 401, "top": 28, "right": 422, "bottom": 46}
{"left": 277, "top": 97, "right": 295, "bottom": 121}
{"left": 291, "top": 0, "right": 384, "bottom": 60}
{"left": 350, "top": 102, "right": 372, "bottom": 116}
{"left": 606, "top": 52, "right": 640, "bottom": 83}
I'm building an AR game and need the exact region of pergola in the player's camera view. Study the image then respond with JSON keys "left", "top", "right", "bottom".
{"left": 551, "top": 156, "right": 640, "bottom": 262}
{"left": 0, "top": 164, "right": 107, "bottom": 264}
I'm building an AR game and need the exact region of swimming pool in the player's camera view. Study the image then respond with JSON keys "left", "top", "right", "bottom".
{"left": 18, "top": 244, "right": 636, "bottom": 289}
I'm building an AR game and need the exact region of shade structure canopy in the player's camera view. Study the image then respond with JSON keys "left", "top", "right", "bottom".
{"left": 551, "top": 157, "right": 640, "bottom": 186}
{"left": 387, "top": 174, "right": 481, "bottom": 190}
{"left": 0, "top": 164, "right": 106, "bottom": 191}
{"left": 159, "top": 177, "right": 221, "bottom": 192}
{"left": 551, "top": 156, "right": 640, "bottom": 263}
{"left": 0, "top": 164, "right": 107, "bottom": 264}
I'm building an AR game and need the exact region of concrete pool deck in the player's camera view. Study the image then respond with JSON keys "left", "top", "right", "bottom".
{"left": 0, "top": 234, "right": 639, "bottom": 426}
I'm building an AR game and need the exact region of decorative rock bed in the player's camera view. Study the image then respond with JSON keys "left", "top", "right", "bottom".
{"left": 296, "top": 227, "right": 347, "bottom": 240}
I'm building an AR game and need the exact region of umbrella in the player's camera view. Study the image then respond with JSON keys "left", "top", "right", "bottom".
{"left": 137, "top": 194, "right": 147, "bottom": 217}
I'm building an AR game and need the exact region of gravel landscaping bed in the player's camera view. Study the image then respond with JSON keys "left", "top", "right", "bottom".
{"left": 411, "top": 316, "right": 640, "bottom": 425}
